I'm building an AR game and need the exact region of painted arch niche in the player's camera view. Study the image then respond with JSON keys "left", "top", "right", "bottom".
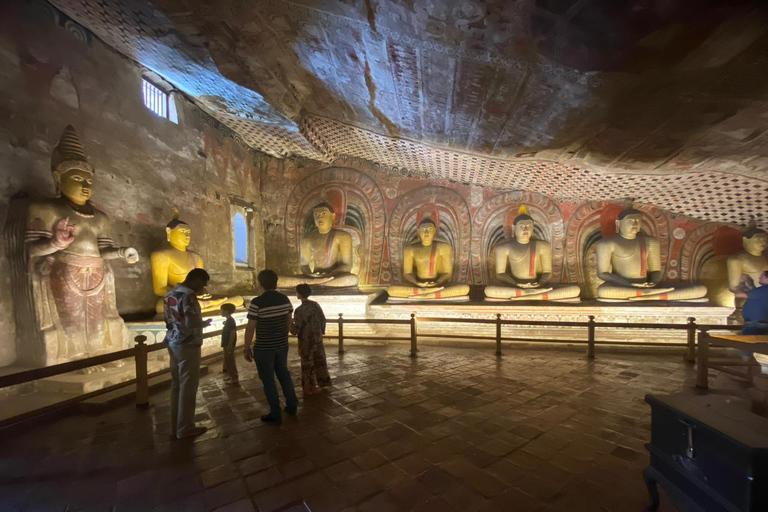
{"left": 284, "top": 167, "right": 385, "bottom": 285}
{"left": 564, "top": 202, "right": 670, "bottom": 298}
{"left": 680, "top": 223, "right": 742, "bottom": 306}
{"left": 388, "top": 186, "right": 471, "bottom": 284}
{"left": 471, "top": 191, "right": 565, "bottom": 285}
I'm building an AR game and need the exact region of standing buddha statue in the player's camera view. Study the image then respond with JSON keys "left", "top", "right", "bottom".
{"left": 277, "top": 202, "right": 359, "bottom": 289}
{"left": 387, "top": 219, "right": 470, "bottom": 301}
{"left": 485, "top": 206, "right": 580, "bottom": 301}
{"left": 150, "top": 210, "right": 244, "bottom": 313}
{"left": 595, "top": 207, "right": 707, "bottom": 301}
{"left": 23, "top": 125, "right": 139, "bottom": 363}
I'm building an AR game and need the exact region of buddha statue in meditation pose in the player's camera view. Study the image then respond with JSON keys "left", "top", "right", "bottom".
{"left": 277, "top": 202, "right": 359, "bottom": 289}
{"left": 595, "top": 207, "right": 707, "bottom": 301}
{"left": 727, "top": 226, "right": 768, "bottom": 295}
{"left": 485, "top": 207, "right": 580, "bottom": 301}
{"left": 23, "top": 125, "right": 138, "bottom": 363}
{"left": 387, "top": 219, "right": 470, "bottom": 301}
{"left": 150, "top": 210, "right": 244, "bottom": 313}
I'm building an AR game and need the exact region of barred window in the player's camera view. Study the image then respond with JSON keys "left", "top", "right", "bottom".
{"left": 142, "top": 78, "right": 168, "bottom": 118}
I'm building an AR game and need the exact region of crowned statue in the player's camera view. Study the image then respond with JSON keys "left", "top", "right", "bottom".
{"left": 595, "top": 206, "right": 707, "bottom": 301}
{"left": 726, "top": 223, "right": 768, "bottom": 296}
{"left": 20, "top": 125, "right": 138, "bottom": 364}
{"left": 277, "top": 202, "right": 359, "bottom": 289}
{"left": 150, "top": 210, "right": 244, "bottom": 313}
{"left": 485, "top": 206, "right": 580, "bottom": 301}
{"left": 387, "top": 217, "right": 470, "bottom": 301}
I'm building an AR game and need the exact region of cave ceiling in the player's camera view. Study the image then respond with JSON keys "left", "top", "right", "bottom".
{"left": 47, "top": 0, "right": 768, "bottom": 227}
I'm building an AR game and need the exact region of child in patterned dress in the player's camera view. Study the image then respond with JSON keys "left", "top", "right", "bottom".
{"left": 290, "top": 284, "right": 332, "bottom": 395}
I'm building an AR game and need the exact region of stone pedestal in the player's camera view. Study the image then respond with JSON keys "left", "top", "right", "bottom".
{"left": 369, "top": 299, "right": 734, "bottom": 346}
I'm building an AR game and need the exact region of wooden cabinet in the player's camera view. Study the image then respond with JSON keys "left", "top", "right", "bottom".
{"left": 644, "top": 394, "right": 768, "bottom": 512}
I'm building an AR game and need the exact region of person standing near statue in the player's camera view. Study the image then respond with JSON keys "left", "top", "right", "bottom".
{"left": 743, "top": 271, "right": 768, "bottom": 335}
{"left": 244, "top": 270, "right": 298, "bottom": 424}
{"left": 163, "top": 268, "right": 212, "bottom": 439}
{"left": 290, "top": 284, "right": 332, "bottom": 396}
{"left": 220, "top": 303, "right": 239, "bottom": 385}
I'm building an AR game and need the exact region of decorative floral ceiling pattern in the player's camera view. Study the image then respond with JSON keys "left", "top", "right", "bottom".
{"left": 48, "top": 0, "right": 768, "bottom": 227}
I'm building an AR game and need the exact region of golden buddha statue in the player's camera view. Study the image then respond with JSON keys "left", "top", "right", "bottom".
{"left": 22, "top": 125, "right": 138, "bottom": 363}
{"left": 150, "top": 210, "right": 244, "bottom": 313}
{"left": 485, "top": 207, "right": 580, "bottom": 301}
{"left": 387, "top": 219, "right": 470, "bottom": 301}
{"left": 595, "top": 207, "right": 707, "bottom": 301}
{"left": 277, "top": 202, "right": 359, "bottom": 289}
{"left": 727, "top": 226, "right": 768, "bottom": 295}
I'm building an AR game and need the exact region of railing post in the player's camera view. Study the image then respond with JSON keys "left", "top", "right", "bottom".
{"left": 696, "top": 329, "right": 709, "bottom": 389}
{"left": 495, "top": 314, "right": 502, "bottom": 358}
{"left": 684, "top": 317, "right": 696, "bottom": 363}
{"left": 587, "top": 316, "right": 596, "bottom": 359}
{"left": 134, "top": 335, "right": 149, "bottom": 409}
{"left": 338, "top": 313, "right": 345, "bottom": 354}
{"left": 410, "top": 313, "right": 418, "bottom": 358}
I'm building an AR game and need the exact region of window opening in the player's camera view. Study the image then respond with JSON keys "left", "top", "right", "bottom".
{"left": 142, "top": 78, "right": 168, "bottom": 118}
{"left": 233, "top": 213, "right": 248, "bottom": 265}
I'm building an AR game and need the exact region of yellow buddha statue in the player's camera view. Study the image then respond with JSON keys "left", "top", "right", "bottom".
{"left": 277, "top": 202, "right": 359, "bottom": 289}
{"left": 150, "top": 210, "right": 244, "bottom": 313}
{"left": 485, "top": 207, "right": 580, "bottom": 301}
{"left": 387, "top": 219, "right": 470, "bottom": 301}
{"left": 596, "top": 207, "right": 707, "bottom": 302}
{"left": 727, "top": 226, "right": 768, "bottom": 295}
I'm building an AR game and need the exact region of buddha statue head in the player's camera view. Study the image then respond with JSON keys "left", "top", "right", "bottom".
{"left": 417, "top": 219, "right": 437, "bottom": 246}
{"left": 166, "top": 209, "right": 191, "bottom": 251}
{"left": 615, "top": 208, "right": 642, "bottom": 239}
{"left": 743, "top": 227, "right": 768, "bottom": 256}
{"left": 51, "top": 125, "right": 94, "bottom": 206}
{"left": 312, "top": 202, "right": 336, "bottom": 235}
{"left": 513, "top": 206, "right": 534, "bottom": 244}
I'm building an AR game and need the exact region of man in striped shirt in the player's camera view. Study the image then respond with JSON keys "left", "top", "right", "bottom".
{"left": 244, "top": 269, "right": 298, "bottom": 423}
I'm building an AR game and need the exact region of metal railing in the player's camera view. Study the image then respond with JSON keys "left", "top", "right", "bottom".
{"left": 0, "top": 314, "right": 743, "bottom": 426}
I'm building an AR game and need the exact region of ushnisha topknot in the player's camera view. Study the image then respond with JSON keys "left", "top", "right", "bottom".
{"left": 51, "top": 125, "right": 93, "bottom": 175}
{"left": 513, "top": 205, "right": 533, "bottom": 225}
{"left": 166, "top": 207, "right": 189, "bottom": 230}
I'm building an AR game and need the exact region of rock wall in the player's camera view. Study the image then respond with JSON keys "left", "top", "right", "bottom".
{"left": 0, "top": 3, "right": 268, "bottom": 366}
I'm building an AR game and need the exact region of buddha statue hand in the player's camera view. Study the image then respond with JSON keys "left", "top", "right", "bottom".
{"left": 52, "top": 217, "right": 76, "bottom": 250}
{"left": 118, "top": 247, "right": 139, "bottom": 264}
{"left": 309, "top": 276, "right": 334, "bottom": 285}
{"left": 417, "top": 281, "right": 437, "bottom": 288}
{"left": 409, "top": 287, "right": 443, "bottom": 298}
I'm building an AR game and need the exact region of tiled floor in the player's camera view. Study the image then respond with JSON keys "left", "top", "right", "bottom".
{"left": 0, "top": 344, "right": 749, "bottom": 512}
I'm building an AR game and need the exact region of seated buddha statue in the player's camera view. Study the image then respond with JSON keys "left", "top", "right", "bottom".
{"left": 727, "top": 226, "right": 768, "bottom": 295}
{"left": 277, "top": 202, "right": 359, "bottom": 289}
{"left": 150, "top": 210, "right": 244, "bottom": 313}
{"left": 485, "top": 207, "right": 580, "bottom": 301}
{"left": 596, "top": 207, "right": 707, "bottom": 302}
{"left": 387, "top": 219, "right": 470, "bottom": 301}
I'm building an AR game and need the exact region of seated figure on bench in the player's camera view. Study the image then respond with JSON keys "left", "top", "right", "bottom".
{"left": 387, "top": 219, "right": 470, "bottom": 301}
{"left": 596, "top": 207, "right": 707, "bottom": 302}
{"left": 485, "top": 206, "right": 580, "bottom": 301}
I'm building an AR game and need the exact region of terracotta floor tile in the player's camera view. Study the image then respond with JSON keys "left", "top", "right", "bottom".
{"left": 0, "top": 346, "right": 730, "bottom": 512}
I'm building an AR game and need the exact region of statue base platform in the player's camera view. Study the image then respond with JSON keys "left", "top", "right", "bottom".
{"left": 282, "top": 289, "right": 382, "bottom": 318}
{"left": 369, "top": 296, "right": 734, "bottom": 346}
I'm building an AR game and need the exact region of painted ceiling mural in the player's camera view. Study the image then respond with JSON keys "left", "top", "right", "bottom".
{"left": 48, "top": 0, "right": 768, "bottom": 227}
